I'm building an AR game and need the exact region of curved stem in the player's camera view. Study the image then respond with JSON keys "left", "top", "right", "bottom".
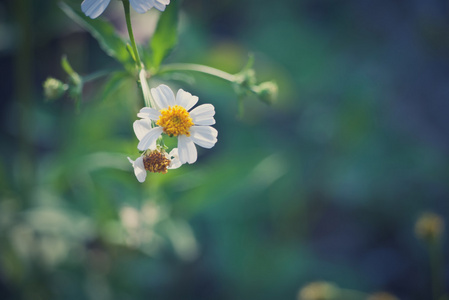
{"left": 123, "top": 0, "right": 142, "bottom": 68}
{"left": 158, "top": 63, "right": 237, "bottom": 82}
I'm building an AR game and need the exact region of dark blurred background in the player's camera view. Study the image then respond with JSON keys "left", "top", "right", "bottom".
{"left": 1, "top": 0, "right": 449, "bottom": 299}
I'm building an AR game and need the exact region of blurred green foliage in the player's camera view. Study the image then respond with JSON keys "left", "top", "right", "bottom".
{"left": 1, "top": 0, "right": 449, "bottom": 300}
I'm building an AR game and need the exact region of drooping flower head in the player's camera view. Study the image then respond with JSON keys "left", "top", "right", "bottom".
{"left": 134, "top": 84, "right": 218, "bottom": 164}
{"left": 82, "top": 0, "right": 170, "bottom": 19}
{"left": 128, "top": 147, "right": 181, "bottom": 182}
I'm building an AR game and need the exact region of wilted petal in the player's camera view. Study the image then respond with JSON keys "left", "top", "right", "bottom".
{"left": 128, "top": 156, "right": 147, "bottom": 183}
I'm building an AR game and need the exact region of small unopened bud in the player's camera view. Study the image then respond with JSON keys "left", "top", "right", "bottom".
{"left": 367, "top": 292, "right": 399, "bottom": 300}
{"left": 415, "top": 212, "right": 444, "bottom": 242}
{"left": 43, "top": 77, "right": 68, "bottom": 100}
{"left": 298, "top": 281, "right": 338, "bottom": 300}
{"left": 254, "top": 81, "right": 278, "bottom": 104}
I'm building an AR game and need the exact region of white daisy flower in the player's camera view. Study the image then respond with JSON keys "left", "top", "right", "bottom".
{"left": 128, "top": 148, "right": 181, "bottom": 182}
{"left": 81, "top": 0, "right": 170, "bottom": 19}
{"left": 134, "top": 84, "right": 218, "bottom": 164}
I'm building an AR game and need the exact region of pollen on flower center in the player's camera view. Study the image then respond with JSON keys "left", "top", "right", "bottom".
{"left": 156, "top": 105, "right": 194, "bottom": 137}
{"left": 143, "top": 151, "right": 171, "bottom": 174}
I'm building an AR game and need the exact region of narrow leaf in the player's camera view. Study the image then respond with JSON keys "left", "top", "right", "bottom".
{"left": 61, "top": 55, "right": 75, "bottom": 77}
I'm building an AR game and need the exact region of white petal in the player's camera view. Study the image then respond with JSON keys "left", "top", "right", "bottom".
{"left": 176, "top": 89, "right": 198, "bottom": 111}
{"left": 128, "top": 156, "right": 147, "bottom": 183}
{"left": 191, "top": 117, "right": 215, "bottom": 126}
{"left": 152, "top": 0, "right": 167, "bottom": 11}
{"left": 190, "top": 104, "right": 216, "bottom": 125}
{"left": 168, "top": 148, "right": 182, "bottom": 169}
{"left": 156, "top": 0, "right": 170, "bottom": 5}
{"left": 190, "top": 126, "right": 218, "bottom": 149}
{"left": 133, "top": 119, "right": 153, "bottom": 141}
{"left": 151, "top": 84, "right": 175, "bottom": 110}
{"left": 138, "top": 127, "right": 163, "bottom": 151}
{"left": 178, "top": 136, "right": 197, "bottom": 164}
{"left": 137, "top": 107, "right": 161, "bottom": 120}
{"left": 81, "top": 0, "right": 110, "bottom": 19}
{"left": 130, "top": 0, "right": 155, "bottom": 13}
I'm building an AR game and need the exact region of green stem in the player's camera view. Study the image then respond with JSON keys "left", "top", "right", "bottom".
{"left": 123, "top": 0, "right": 142, "bottom": 68}
{"left": 122, "top": 1, "right": 157, "bottom": 109}
{"left": 158, "top": 63, "right": 237, "bottom": 82}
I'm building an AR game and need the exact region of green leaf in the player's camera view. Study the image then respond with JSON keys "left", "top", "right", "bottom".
{"left": 149, "top": 0, "right": 179, "bottom": 70}
{"left": 59, "top": 2, "right": 132, "bottom": 67}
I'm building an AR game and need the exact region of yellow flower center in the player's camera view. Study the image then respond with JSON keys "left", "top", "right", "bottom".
{"left": 143, "top": 150, "right": 171, "bottom": 174}
{"left": 156, "top": 105, "right": 194, "bottom": 137}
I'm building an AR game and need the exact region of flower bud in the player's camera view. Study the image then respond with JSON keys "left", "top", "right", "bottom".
{"left": 415, "top": 212, "right": 444, "bottom": 243}
{"left": 298, "top": 281, "right": 338, "bottom": 300}
{"left": 43, "top": 77, "right": 67, "bottom": 101}
{"left": 254, "top": 81, "right": 278, "bottom": 105}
